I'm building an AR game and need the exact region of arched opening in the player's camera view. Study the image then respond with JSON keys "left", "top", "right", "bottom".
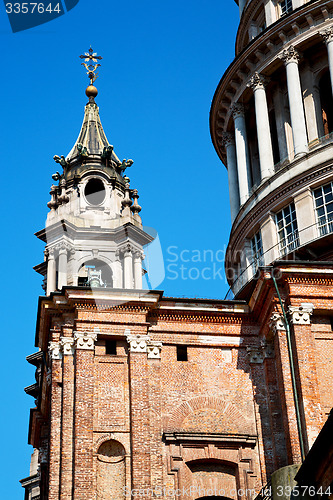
{"left": 78, "top": 259, "right": 113, "bottom": 288}
{"left": 319, "top": 71, "right": 333, "bottom": 137}
{"left": 84, "top": 178, "right": 106, "bottom": 205}
{"left": 187, "top": 459, "right": 238, "bottom": 500}
{"left": 96, "top": 439, "right": 125, "bottom": 500}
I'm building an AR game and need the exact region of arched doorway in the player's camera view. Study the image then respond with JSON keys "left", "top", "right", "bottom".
{"left": 78, "top": 259, "right": 113, "bottom": 287}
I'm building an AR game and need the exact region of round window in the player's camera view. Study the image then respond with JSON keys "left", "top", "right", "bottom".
{"left": 84, "top": 178, "right": 106, "bottom": 205}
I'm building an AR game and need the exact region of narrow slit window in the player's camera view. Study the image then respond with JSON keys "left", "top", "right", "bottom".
{"left": 105, "top": 340, "right": 117, "bottom": 355}
{"left": 177, "top": 345, "right": 188, "bottom": 361}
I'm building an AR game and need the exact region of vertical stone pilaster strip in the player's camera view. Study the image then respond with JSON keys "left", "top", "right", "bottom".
{"left": 60, "top": 336, "right": 75, "bottom": 500}
{"left": 271, "top": 314, "right": 303, "bottom": 463}
{"left": 73, "top": 332, "right": 97, "bottom": 500}
{"left": 288, "top": 304, "right": 324, "bottom": 450}
{"left": 127, "top": 333, "right": 152, "bottom": 495}
{"left": 48, "top": 342, "right": 63, "bottom": 500}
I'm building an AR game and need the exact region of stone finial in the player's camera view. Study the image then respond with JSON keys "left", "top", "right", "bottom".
{"left": 48, "top": 342, "right": 62, "bottom": 360}
{"left": 131, "top": 189, "right": 142, "bottom": 224}
{"left": 321, "top": 27, "right": 333, "bottom": 45}
{"left": 280, "top": 46, "right": 300, "bottom": 65}
{"left": 221, "top": 132, "right": 234, "bottom": 148}
{"left": 58, "top": 178, "right": 69, "bottom": 205}
{"left": 288, "top": 304, "right": 314, "bottom": 325}
{"left": 60, "top": 337, "right": 75, "bottom": 355}
{"left": 247, "top": 72, "right": 267, "bottom": 91}
{"left": 121, "top": 183, "right": 133, "bottom": 218}
{"left": 126, "top": 333, "right": 151, "bottom": 353}
{"left": 147, "top": 342, "right": 163, "bottom": 359}
{"left": 47, "top": 184, "right": 58, "bottom": 211}
{"left": 269, "top": 312, "right": 286, "bottom": 334}
{"left": 231, "top": 103, "right": 245, "bottom": 119}
{"left": 74, "top": 331, "right": 98, "bottom": 350}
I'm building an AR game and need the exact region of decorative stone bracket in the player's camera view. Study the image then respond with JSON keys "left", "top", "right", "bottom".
{"left": 126, "top": 331, "right": 162, "bottom": 358}
{"left": 269, "top": 312, "right": 286, "bottom": 334}
{"left": 288, "top": 303, "right": 314, "bottom": 325}
{"left": 74, "top": 331, "right": 98, "bottom": 350}
{"left": 48, "top": 342, "right": 62, "bottom": 360}
{"left": 60, "top": 337, "right": 75, "bottom": 355}
{"left": 247, "top": 341, "right": 274, "bottom": 364}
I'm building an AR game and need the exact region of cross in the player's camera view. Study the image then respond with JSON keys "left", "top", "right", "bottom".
{"left": 79, "top": 47, "right": 103, "bottom": 84}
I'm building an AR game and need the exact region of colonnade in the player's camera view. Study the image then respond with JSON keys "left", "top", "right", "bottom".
{"left": 46, "top": 242, "right": 144, "bottom": 295}
{"left": 223, "top": 38, "right": 333, "bottom": 222}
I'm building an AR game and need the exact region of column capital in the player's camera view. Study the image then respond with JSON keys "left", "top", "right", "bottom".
{"left": 48, "top": 341, "right": 62, "bottom": 360}
{"left": 74, "top": 331, "right": 97, "bottom": 350}
{"left": 321, "top": 26, "right": 333, "bottom": 45}
{"left": 133, "top": 250, "right": 144, "bottom": 260}
{"left": 247, "top": 72, "right": 268, "bottom": 91}
{"left": 55, "top": 241, "right": 72, "bottom": 254}
{"left": 280, "top": 46, "right": 300, "bottom": 65}
{"left": 231, "top": 103, "right": 245, "bottom": 119}
{"left": 288, "top": 303, "right": 314, "bottom": 325}
{"left": 126, "top": 332, "right": 151, "bottom": 353}
{"left": 120, "top": 242, "right": 135, "bottom": 257}
{"left": 221, "top": 131, "right": 235, "bottom": 147}
{"left": 60, "top": 337, "right": 75, "bottom": 355}
{"left": 247, "top": 346, "right": 265, "bottom": 364}
{"left": 147, "top": 341, "right": 163, "bottom": 359}
{"left": 269, "top": 312, "right": 286, "bottom": 334}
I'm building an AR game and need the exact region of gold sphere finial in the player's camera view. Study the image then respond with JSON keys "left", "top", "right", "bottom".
{"left": 86, "top": 85, "right": 98, "bottom": 98}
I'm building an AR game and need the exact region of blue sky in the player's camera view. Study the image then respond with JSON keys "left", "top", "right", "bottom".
{"left": 0, "top": 0, "right": 239, "bottom": 496}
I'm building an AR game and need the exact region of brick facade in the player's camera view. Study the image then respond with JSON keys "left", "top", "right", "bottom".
{"left": 25, "top": 263, "right": 333, "bottom": 499}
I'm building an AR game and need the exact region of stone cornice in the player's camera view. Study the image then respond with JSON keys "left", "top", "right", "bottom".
{"left": 149, "top": 310, "right": 254, "bottom": 324}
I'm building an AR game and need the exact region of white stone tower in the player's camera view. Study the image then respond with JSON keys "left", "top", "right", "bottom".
{"left": 210, "top": 0, "right": 333, "bottom": 297}
{"left": 34, "top": 48, "right": 152, "bottom": 296}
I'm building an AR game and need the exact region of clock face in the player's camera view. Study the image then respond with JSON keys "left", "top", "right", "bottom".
{"left": 84, "top": 178, "right": 106, "bottom": 205}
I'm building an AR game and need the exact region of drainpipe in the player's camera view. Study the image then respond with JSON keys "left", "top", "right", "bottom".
{"left": 270, "top": 268, "right": 306, "bottom": 462}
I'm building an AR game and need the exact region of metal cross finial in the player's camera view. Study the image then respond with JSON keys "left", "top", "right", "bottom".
{"left": 79, "top": 47, "right": 103, "bottom": 84}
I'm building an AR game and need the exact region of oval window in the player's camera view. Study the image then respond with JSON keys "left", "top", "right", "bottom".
{"left": 84, "top": 178, "right": 106, "bottom": 205}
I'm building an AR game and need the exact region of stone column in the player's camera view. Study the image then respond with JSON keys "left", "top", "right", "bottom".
{"left": 73, "top": 331, "right": 97, "bottom": 500}
{"left": 48, "top": 341, "right": 63, "bottom": 500}
{"left": 288, "top": 304, "right": 324, "bottom": 451}
{"left": 60, "top": 336, "right": 75, "bottom": 500}
{"left": 232, "top": 104, "right": 252, "bottom": 205}
{"left": 222, "top": 132, "right": 240, "bottom": 222}
{"left": 294, "top": 188, "right": 318, "bottom": 245}
{"left": 302, "top": 66, "right": 321, "bottom": 145}
{"left": 126, "top": 333, "right": 152, "bottom": 493}
{"left": 248, "top": 72, "right": 275, "bottom": 180}
{"left": 113, "top": 250, "right": 123, "bottom": 288}
{"left": 133, "top": 251, "right": 143, "bottom": 289}
{"left": 261, "top": 213, "right": 280, "bottom": 264}
{"left": 281, "top": 46, "right": 308, "bottom": 157}
{"left": 270, "top": 313, "right": 303, "bottom": 464}
{"left": 321, "top": 27, "right": 333, "bottom": 96}
{"left": 47, "top": 248, "right": 56, "bottom": 296}
{"left": 58, "top": 244, "right": 68, "bottom": 290}
{"left": 123, "top": 245, "right": 134, "bottom": 289}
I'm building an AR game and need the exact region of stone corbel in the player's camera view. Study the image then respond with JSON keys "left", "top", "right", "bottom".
{"left": 74, "top": 331, "right": 98, "bottom": 350}
{"left": 288, "top": 303, "right": 314, "bottom": 325}
{"left": 126, "top": 333, "right": 151, "bottom": 353}
{"left": 60, "top": 337, "right": 75, "bottom": 355}
{"left": 48, "top": 341, "right": 62, "bottom": 360}
{"left": 269, "top": 312, "right": 286, "bottom": 334}
{"left": 247, "top": 346, "right": 264, "bottom": 364}
{"left": 147, "top": 341, "right": 163, "bottom": 359}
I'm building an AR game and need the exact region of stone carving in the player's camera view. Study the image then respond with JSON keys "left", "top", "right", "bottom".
{"left": 221, "top": 132, "right": 234, "bottom": 148}
{"left": 231, "top": 103, "right": 245, "bottom": 119}
{"left": 321, "top": 27, "right": 333, "bottom": 44}
{"left": 147, "top": 342, "right": 163, "bottom": 359}
{"left": 126, "top": 333, "right": 150, "bottom": 353}
{"left": 60, "top": 337, "right": 75, "bottom": 355}
{"left": 247, "top": 346, "right": 264, "bottom": 364}
{"left": 247, "top": 72, "right": 267, "bottom": 91}
{"left": 288, "top": 304, "right": 314, "bottom": 325}
{"left": 48, "top": 342, "right": 62, "bottom": 360}
{"left": 74, "top": 331, "right": 98, "bottom": 350}
{"left": 269, "top": 312, "right": 286, "bottom": 333}
{"left": 280, "top": 46, "right": 300, "bottom": 64}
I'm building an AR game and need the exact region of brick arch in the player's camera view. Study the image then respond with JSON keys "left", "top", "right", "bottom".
{"left": 165, "top": 396, "right": 253, "bottom": 434}
{"left": 93, "top": 433, "right": 128, "bottom": 455}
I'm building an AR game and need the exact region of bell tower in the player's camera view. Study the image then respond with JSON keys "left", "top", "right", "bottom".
{"left": 35, "top": 48, "right": 152, "bottom": 296}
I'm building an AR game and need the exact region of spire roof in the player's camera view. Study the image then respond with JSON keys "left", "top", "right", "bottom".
{"left": 66, "top": 101, "right": 120, "bottom": 163}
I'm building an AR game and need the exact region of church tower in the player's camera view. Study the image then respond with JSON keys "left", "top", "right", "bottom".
{"left": 34, "top": 48, "right": 152, "bottom": 297}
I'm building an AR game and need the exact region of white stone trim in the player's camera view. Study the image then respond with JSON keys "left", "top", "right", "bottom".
{"left": 60, "top": 337, "right": 75, "bottom": 355}
{"left": 126, "top": 333, "right": 150, "bottom": 353}
{"left": 48, "top": 341, "right": 62, "bottom": 360}
{"left": 74, "top": 331, "right": 98, "bottom": 350}
{"left": 288, "top": 303, "right": 314, "bottom": 325}
{"left": 147, "top": 342, "right": 163, "bottom": 359}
